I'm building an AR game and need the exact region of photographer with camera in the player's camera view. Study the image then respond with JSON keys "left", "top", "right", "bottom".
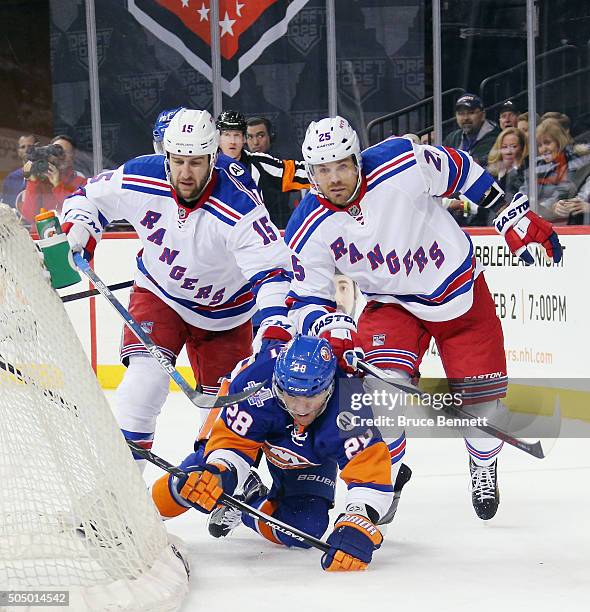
{"left": 21, "top": 135, "right": 86, "bottom": 223}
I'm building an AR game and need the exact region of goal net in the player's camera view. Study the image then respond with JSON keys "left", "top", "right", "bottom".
{"left": 0, "top": 205, "right": 189, "bottom": 611}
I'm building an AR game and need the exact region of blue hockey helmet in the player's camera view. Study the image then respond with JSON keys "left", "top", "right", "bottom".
{"left": 153, "top": 106, "right": 185, "bottom": 153}
{"left": 273, "top": 335, "right": 337, "bottom": 418}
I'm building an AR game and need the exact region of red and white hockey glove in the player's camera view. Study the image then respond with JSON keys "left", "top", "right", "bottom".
{"left": 493, "top": 193, "right": 563, "bottom": 266}
{"left": 252, "top": 315, "right": 294, "bottom": 357}
{"left": 61, "top": 221, "right": 97, "bottom": 262}
{"left": 310, "top": 312, "right": 364, "bottom": 375}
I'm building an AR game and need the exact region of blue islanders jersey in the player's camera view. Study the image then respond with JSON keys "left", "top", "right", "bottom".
{"left": 62, "top": 153, "right": 291, "bottom": 331}
{"left": 285, "top": 137, "right": 500, "bottom": 330}
{"left": 205, "top": 350, "right": 394, "bottom": 519}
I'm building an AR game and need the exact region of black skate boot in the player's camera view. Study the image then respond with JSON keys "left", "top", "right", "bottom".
{"left": 208, "top": 468, "right": 269, "bottom": 538}
{"left": 377, "top": 463, "right": 412, "bottom": 525}
{"left": 469, "top": 457, "right": 500, "bottom": 520}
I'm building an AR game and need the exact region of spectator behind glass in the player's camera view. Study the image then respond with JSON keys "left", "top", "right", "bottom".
{"left": 246, "top": 117, "right": 274, "bottom": 154}
{"left": 516, "top": 112, "right": 541, "bottom": 138}
{"left": 520, "top": 119, "right": 585, "bottom": 224}
{"left": 487, "top": 127, "right": 527, "bottom": 205}
{"left": 554, "top": 174, "right": 590, "bottom": 224}
{"left": 21, "top": 135, "right": 86, "bottom": 223}
{"left": 498, "top": 100, "right": 520, "bottom": 130}
{"left": 1, "top": 134, "right": 36, "bottom": 208}
{"left": 443, "top": 93, "right": 500, "bottom": 167}
{"left": 540, "top": 112, "right": 572, "bottom": 141}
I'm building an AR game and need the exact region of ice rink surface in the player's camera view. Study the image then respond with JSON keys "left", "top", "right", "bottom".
{"left": 105, "top": 390, "right": 590, "bottom": 612}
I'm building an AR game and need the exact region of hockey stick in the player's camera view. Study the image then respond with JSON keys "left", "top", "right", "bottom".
{"left": 72, "top": 253, "right": 263, "bottom": 409}
{"left": 61, "top": 279, "right": 133, "bottom": 303}
{"left": 127, "top": 440, "right": 330, "bottom": 553}
{"left": 357, "top": 359, "right": 547, "bottom": 459}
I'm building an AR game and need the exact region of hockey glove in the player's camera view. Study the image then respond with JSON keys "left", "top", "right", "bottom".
{"left": 493, "top": 192, "right": 563, "bottom": 266}
{"left": 321, "top": 513, "right": 383, "bottom": 572}
{"left": 310, "top": 313, "right": 364, "bottom": 374}
{"left": 252, "top": 315, "right": 294, "bottom": 357}
{"left": 62, "top": 221, "right": 97, "bottom": 262}
{"left": 178, "top": 462, "right": 237, "bottom": 514}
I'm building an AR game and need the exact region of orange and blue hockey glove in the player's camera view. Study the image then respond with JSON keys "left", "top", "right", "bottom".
{"left": 178, "top": 462, "right": 237, "bottom": 514}
{"left": 321, "top": 513, "right": 383, "bottom": 572}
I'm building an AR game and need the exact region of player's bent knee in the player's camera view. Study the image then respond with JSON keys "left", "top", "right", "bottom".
{"left": 275, "top": 496, "right": 330, "bottom": 548}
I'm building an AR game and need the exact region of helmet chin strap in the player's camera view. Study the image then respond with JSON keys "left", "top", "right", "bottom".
{"left": 345, "top": 171, "right": 363, "bottom": 204}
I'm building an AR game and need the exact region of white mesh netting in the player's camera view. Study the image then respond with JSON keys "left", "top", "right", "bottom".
{"left": 0, "top": 205, "right": 189, "bottom": 611}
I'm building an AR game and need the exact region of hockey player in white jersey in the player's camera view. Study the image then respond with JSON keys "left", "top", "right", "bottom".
{"left": 285, "top": 116, "right": 563, "bottom": 520}
{"left": 62, "top": 109, "right": 293, "bottom": 469}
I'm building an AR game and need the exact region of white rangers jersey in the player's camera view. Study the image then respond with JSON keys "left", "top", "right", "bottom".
{"left": 285, "top": 137, "right": 500, "bottom": 331}
{"left": 62, "top": 153, "right": 292, "bottom": 331}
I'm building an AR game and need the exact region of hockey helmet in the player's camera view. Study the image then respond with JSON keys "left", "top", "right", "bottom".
{"left": 301, "top": 116, "right": 362, "bottom": 199}
{"left": 153, "top": 106, "right": 185, "bottom": 154}
{"left": 216, "top": 110, "right": 247, "bottom": 134}
{"left": 273, "top": 335, "right": 336, "bottom": 420}
{"left": 163, "top": 109, "right": 219, "bottom": 157}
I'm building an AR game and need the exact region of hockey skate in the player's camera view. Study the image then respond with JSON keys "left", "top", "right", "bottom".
{"left": 469, "top": 457, "right": 500, "bottom": 520}
{"left": 208, "top": 468, "right": 269, "bottom": 538}
{"left": 377, "top": 463, "right": 412, "bottom": 525}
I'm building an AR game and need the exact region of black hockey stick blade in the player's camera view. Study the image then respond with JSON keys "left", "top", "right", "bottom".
{"left": 357, "top": 359, "right": 547, "bottom": 459}
{"left": 194, "top": 381, "right": 266, "bottom": 408}
{"left": 127, "top": 440, "right": 330, "bottom": 553}
{"left": 61, "top": 280, "right": 133, "bottom": 303}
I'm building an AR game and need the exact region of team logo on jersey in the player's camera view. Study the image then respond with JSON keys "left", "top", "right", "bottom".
{"left": 127, "top": 0, "right": 311, "bottom": 96}
{"left": 140, "top": 321, "right": 154, "bottom": 334}
{"left": 178, "top": 208, "right": 187, "bottom": 220}
{"left": 263, "top": 443, "right": 320, "bottom": 469}
{"left": 372, "top": 334, "right": 386, "bottom": 346}
{"left": 320, "top": 346, "right": 332, "bottom": 362}
{"left": 228, "top": 162, "right": 245, "bottom": 177}
{"left": 347, "top": 205, "right": 361, "bottom": 218}
{"left": 262, "top": 442, "right": 320, "bottom": 470}
{"left": 246, "top": 382, "right": 273, "bottom": 408}
{"left": 288, "top": 423, "right": 308, "bottom": 447}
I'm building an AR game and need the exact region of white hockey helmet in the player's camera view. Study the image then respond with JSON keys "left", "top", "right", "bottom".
{"left": 301, "top": 116, "right": 362, "bottom": 200}
{"left": 163, "top": 109, "right": 219, "bottom": 195}
{"left": 163, "top": 108, "right": 219, "bottom": 157}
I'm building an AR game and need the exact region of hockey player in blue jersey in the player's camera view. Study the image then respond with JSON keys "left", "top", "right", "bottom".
{"left": 152, "top": 106, "right": 184, "bottom": 154}
{"left": 152, "top": 335, "right": 411, "bottom": 571}
{"left": 284, "top": 116, "right": 562, "bottom": 520}
{"left": 62, "top": 108, "right": 294, "bottom": 470}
